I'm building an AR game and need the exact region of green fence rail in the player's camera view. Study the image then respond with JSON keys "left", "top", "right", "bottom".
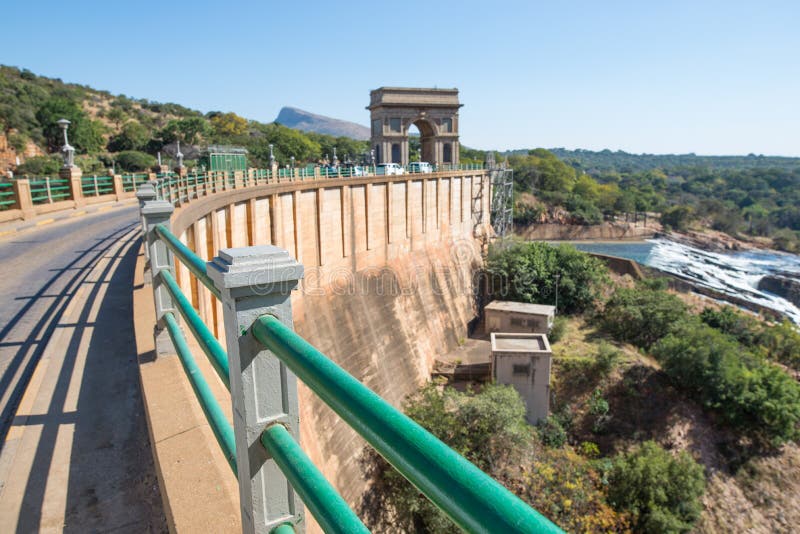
{"left": 81, "top": 175, "right": 115, "bottom": 197}
{"left": 29, "top": 177, "right": 71, "bottom": 205}
{"left": 251, "top": 315, "right": 563, "bottom": 534}
{"left": 0, "top": 182, "right": 16, "bottom": 208}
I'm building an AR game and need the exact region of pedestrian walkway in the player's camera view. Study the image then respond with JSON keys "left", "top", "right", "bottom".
{"left": 0, "top": 206, "right": 166, "bottom": 532}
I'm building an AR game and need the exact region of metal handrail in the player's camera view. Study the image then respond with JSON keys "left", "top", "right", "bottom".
{"left": 163, "top": 311, "right": 237, "bottom": 473}
{"left": 160, "top": 269, "right": 230, "bottom": 388}
{"left": 251, "top": 314, "right": 564, "bottom": 534}
{"left": 260, "top": 424, "right": 369, "bottom": 534}
{"left": 155, "top": 223, "right": 221, "bottom": 299}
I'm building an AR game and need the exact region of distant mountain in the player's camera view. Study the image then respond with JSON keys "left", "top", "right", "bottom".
{"left": 275, "top": 107, "right": 370, "bottom": 141}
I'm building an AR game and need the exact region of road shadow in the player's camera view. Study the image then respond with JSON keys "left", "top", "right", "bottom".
{"left": 10, "top": 228, "right": 167, "bottom": 532}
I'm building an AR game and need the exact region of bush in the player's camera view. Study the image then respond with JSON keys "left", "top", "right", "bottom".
{"left": 114, "top": 150, "right": 155, "bottom": 171}
{"left": 652, "top": 321, "right": 800, "bottom": 446}
{"left": 594, "top": 342, "right": 621, "bottom": 377}
{"left": 15, "top": 155, "right": 61, "bottom": 176}
{"left": 487, "top": 241, "right": 608, "bottom": 314}
{"left": 548, "top": 316, "right": 567, "bottom": 343}
{"left": 537, "top": 415, "right": 567, "bottom": 448}
{"left": 602, "top": 287, "right": 689, "bottom": 348}
{"left": 609, "top": 441, "right": 705, "bottom": 533}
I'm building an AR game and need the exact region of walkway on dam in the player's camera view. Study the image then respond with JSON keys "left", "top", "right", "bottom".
{"left": 0, "top": 205, "right": 167, "bottom": 532}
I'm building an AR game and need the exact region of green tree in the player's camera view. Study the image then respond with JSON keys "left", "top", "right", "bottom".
{"left": 115, "top": 150, "right": 155, "bottom": 171}
{"left": 609, "top": 441, "right": 705, "bottom": 533}
{"left": 160, "top": 117, "right": 210, "bottom": 145}
{"left": 487, "top": 241, "right": 608, "bottom": 314}
{"left": 210, "top": 112, "right": 248, "bottom": 138}
{"left": 601, "top": 286, "right": 689, "bottom": 348}
{"left": 660, "top": 205, "right": 695, "bottom": 231}
{"left": 107, "top": 121, "right": 150, "bottom": 152}
{"left": 35, "top": 97, "right": 104, "bottom": 153}
{"left": 14, "top": 155, "right": 62, "bottom": 176}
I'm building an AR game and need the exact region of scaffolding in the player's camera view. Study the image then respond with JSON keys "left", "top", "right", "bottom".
{"left": 488, "top": 152, "right": 513, "bottom": 240}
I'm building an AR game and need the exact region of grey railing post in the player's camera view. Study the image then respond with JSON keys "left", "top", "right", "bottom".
{"left": 142, "top": 200, "right": 177, "bottom": 354}
{"left": 208, "top": 246, "right": 305, "bottom": 534}
{"left": 136, "top": 182, "right": 157, "bottom": 260}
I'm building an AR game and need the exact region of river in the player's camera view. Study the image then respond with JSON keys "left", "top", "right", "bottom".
{"left": 568, "top": 239, "right": 800, "bottom": 325}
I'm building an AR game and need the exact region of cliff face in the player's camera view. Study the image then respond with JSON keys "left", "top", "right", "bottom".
{"left": 0, "top": 131, "right": 44, "bottom": 174}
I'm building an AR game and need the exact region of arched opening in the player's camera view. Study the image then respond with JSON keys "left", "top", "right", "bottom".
{"left": 410, "top": 119, "right": 436, "bottom": 164}
{"left": 391, "top": 143, "right": 401, "bottom": 164}
{"left": 443, "top": 142, "right": 452, "bottom": 164}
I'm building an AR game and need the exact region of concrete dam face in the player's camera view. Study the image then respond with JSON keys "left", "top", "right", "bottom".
{"left": 169, "top": 171, "right": 492, "bottom": 505}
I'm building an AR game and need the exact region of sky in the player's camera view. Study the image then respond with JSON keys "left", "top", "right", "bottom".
{"left": 2, "top": 0, "right": 799, "bottom": 156}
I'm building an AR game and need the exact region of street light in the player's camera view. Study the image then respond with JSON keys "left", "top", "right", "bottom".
{"left": 269, "top": 144, "right": 275, "bottom": 166}
{"left": 57, "top": 118, "right": 74, "bottom": 168}
{"left": 290, "top": 156, "right": 295, "bottom": 171}
{"left": 554, "top": 274, "right": 560, "bottom": 314}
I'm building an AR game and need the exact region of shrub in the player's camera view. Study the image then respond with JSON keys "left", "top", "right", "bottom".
{"left": 537, "top": 415, "right": 567, "bottom": 448}
{"left": 602, "top": 287, "right": 689, "bottom": 348}
{"left": 114, "top": 150, "right": 155, "bottom": 171}
{"left": 548, "top": 316, "right": 567, "bottom": 343}
{"left": 15, "top": 155, "right": 61, "bottom": 176}
{"left": 652, "top": 321, "right": 800, "bottom": 446}
{"left": 487, "top": 241, "right": 608, "bottom": 314}
{"left": 594, "top": 342, "right": 621, "bottom": 377}
{"left": 609, "top": 441, "right": 705, "bottom": 533}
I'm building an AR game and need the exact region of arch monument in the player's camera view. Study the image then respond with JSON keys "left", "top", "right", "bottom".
{"left": 367, "top": 87, "right": 462, "bottom": 166}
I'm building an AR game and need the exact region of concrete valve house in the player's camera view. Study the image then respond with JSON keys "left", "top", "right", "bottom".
{"left": 490, "top": 333, "right": 553, "bottom": 425}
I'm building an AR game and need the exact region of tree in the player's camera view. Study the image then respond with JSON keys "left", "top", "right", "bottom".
{"left": 609, "top": 441, "right": 705, "bottom": 533}
{"left": 14, "top": 155, "right": 62, "bottom": 176}
{"left": 115, "top": 150, "right": 155, "bottom": 171}
{"left": 35, "top": 97, "right": 104, "bottom": 153}
{"left": 660, "top": 205, "right": 694, "bottom": 231}
{"left": 486, "top": 241, "right": 608, "bottom": 314}
{"left": 601, "top": 286, "right": 689, "bottom": 348}
{"left": 210, "top": 112, "right": 248, "bottom": 138}
{"left": 160, "top": 117, "right": 210, "bottom": 145}
{"left": 107, "top": 121, "right": 150, "bottom": 152}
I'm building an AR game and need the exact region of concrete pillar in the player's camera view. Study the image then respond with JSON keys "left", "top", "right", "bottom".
{"left": 135, "top": 183, "right": 158, "bottom": 260}
{"left": 208, "top": 246, "right": 305, "bottom": 534}
{"left": 61, "top": 166, "right": 84, "bottom": 207}
{"left": 12, "top": 178, "right": 35, "bottom": 219}
{"left": 113, "top": 174, "right": 124, "bottom": 201}
{"left": 141, "top": 200, "right": 177, "bottom": 354}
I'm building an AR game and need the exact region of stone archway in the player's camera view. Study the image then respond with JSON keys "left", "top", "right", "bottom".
{"left": 368, "top": 87, "right": 462, "bottom": 166}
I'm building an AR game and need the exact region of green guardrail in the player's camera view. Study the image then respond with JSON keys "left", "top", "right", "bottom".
{"left": 162, "top": 310, "right": 237, "bottom": 472}
{"left": 0, "top": 182, "right": 16, "bottom": 207}
{"left": 251, "top": 315, "right": 563, "bottom": 534}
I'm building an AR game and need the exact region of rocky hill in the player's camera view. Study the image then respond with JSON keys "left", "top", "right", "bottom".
{"left": 275, "top": 106, "right": 370, "bottom": 140}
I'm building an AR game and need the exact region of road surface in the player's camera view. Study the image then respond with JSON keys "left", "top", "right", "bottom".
{"left": 0, "top": 205, "right": 167, "bottom": 532}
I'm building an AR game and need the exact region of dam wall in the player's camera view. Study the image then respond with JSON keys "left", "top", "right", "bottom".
{"left": 168, "top": 171, "right": 492, "bottom": 508}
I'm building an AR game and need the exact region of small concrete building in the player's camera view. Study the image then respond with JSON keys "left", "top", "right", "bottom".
{"left": 484, "top": 300, "right": 555, "bottom": 335}
{"left": 490, "top": 333, "right": 552, "bottom": 425}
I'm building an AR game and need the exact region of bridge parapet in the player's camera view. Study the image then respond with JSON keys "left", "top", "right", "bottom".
{"left": 137, "top": 188, "right": 563, "bottom": 533}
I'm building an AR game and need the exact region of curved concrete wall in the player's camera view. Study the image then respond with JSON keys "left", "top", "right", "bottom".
{"left": 169, "top": 171, "right": 491, "bottom": 507}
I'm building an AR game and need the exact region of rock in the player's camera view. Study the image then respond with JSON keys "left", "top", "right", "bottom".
{"left": 758, "top": 275, "right": 800, "bottom": 307}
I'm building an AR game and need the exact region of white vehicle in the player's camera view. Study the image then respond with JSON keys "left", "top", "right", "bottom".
{"left": 409, "top": 161, "right": 432, "bottom": 173}
{"left": 376, "top": 163, "right": 405, "bottom": 175}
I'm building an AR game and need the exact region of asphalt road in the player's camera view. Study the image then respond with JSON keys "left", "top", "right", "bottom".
{"left": 0, "top": 205, "right": 167, "bottom": 532}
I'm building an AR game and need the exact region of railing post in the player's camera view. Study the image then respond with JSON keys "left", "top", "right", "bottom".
{"left": 142, "top": 200, "right": 177, "bottom": 354}
{"left": 136, "top": 183, "right": 158, "bottom": 260}
{"left": 208, "top": 246, "right": 305, "bottom": 534}
{"left": 113, "top": 174, "right": 124, "bottom": 201}
{"left": 61, "top": 165, "right": 85, "bottom": 207}
{"left": 12, "top": 178, "right": 35, "bottom": 219}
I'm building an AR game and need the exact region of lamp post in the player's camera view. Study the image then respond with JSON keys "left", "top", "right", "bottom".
{"left": 57, "top": 119, "right": 75, "bottom": 168}
{"left": 269, "top": 144, "right": 275, "bottom": 166}
{"left": 176, "top": 140, "right": 184, "bottom": 169}
{"left": 332, "top": 147, "right": 338, "bottom": 167}
{"left": 290, "top": 156, "right": 295, "bottom": 173}
{"left": 554, "top": 274, "right": 560, "bottom": 314}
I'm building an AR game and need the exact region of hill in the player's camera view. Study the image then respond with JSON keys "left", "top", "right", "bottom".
{"left": 275, "top": 106, "right": 370, "bottom": 140}
{"left": 0, "top": 65, "right": 370, "bottom": 175}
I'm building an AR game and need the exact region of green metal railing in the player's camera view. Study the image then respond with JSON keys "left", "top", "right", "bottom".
{"left": 0, "top": 182, "right": 16, "bottom": 208}
{"left": 81, "top": 175, "right": 115, "bottom": 197}
{"left": 251, "top": 315, "right": 562, "bottom": 534}
{"left": 29, "top": 177, "right": 71, "bottom": 205}
{"left": 145, "top": 216, "right": 562, "bottom": 533}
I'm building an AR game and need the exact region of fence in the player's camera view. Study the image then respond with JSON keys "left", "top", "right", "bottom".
{"left": 137, "top": 179, "right": 562, "bottom": 533}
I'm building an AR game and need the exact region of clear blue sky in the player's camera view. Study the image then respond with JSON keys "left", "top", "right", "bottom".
{"left": 2, "top": 1, "right": 798, "bottom": 155}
